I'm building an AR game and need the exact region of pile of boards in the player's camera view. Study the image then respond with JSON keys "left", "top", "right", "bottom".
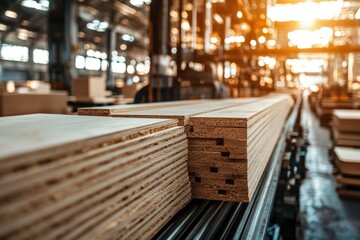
{"left": 79, "top": 94, "right": 294, "bottom": 202}
{"left": 187, "top": 95, "right": 293, "bottom": 201}
{"left": 333, "top": 147, "right": 360, "bottom": 199}
{"left": 332, "top": 110, "right": 360, "bottom": 147}
{"left": 332, "top": 109, "right": 360, "bottom": 198}
{"left": 316, "top": 98, "right": 354, "bottom": 126}
{"left": 0, "top": 114, "right": 191, "bottom": 239}
{"left": 0, "top": 92, "right": 68, "bottom": 116}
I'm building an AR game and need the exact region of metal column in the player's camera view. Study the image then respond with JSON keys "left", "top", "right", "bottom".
{"left": 149, "top": 0, "right": 174, "bottom": 102}
{"left": 48, "top": 0, "right": 77, "bottom": 93}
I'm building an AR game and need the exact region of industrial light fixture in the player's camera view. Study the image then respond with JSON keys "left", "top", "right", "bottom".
{"left": 0, "top": 23, "right": 7, "bottom": 31}
{"left": 130, "top": 0, "right": 144, "bottom": 7}
{"left": 213, "top": 14, "right": 224, "bottom": 24}
{"left": 120, "top": 44, "right": 127, "bottom": 50}
{"left": 21, "top": 0, "right": 49, "bottom": 11}
{"left": 87, "top": 20, "right": 109, "bottom": 32}
{"left": 355, "top": 8, "right": 360, "bottom": 19}
{"left": 237, "top": 11, "right": 243, "bottom": 19}
{"left": 258, "top": 36, "right": 266, "bottom": 44}
{"left": 122, "top": 34, "right": 135, "bottom": 42}
{"left": 4, "top": 10, "right": 17, "bottom": 19}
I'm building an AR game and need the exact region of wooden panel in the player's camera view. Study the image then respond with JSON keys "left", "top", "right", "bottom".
{"left": 333, "top": 109, "right": 360, "bottom": 133}
{"left": 188, "top": 94, "right": 294, "bottom": 202}
{"left": 79, "top": 94, "right": 293, "bottom": 203}
{"left": 334, "top": 147, "right": 360, "bottom": 176}
{"left": 0, "top": 114, "right": 190, "bottom": 239}
{"left": 72, "top": 77, "right": 107, "bottom": 98}
{"left": 0, "top": 92, "right": 68, "bottom": 116}
{"left": 111, "top": 99, "right": 258, "bottom": 126}
{"left": 77, "top": 99, "right": 211, "bottom": 116}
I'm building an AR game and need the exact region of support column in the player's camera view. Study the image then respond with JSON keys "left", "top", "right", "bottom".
{"left": 204, "top": 0, "right": 212, "bottom": 53}
{"left": 191, "top": 0, "right": 197, "bottom": 49}
{"left": 106, "top": 30, "right": 116, "bottom": 88}
{"left": 48, "top": 0, "right": 77, "bottom": 93}
{"left": 150, "top": 0, "right": 173, "bottom": 102}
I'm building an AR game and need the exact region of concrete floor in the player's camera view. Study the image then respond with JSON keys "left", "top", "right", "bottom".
{"left": 300, "top": 94, "right": 360, "bottom": 240}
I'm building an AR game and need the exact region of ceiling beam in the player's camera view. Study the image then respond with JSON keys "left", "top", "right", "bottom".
{"left": 274, "top": 19, "right": 360, "bottom": 30}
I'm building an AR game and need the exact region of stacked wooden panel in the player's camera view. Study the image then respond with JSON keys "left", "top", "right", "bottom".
{"left": 332, "top": 109, "right": 360, "bottom": 147}
{"left": 316, "top": 98, "right": 354, "bottom": 126}
{"left": 78, "top": 99, "right": 211, "bottom": 116}
{"left": 0, "top": 114, "right": 190, "bottom": 240}
{"left": 80, "top": 95, "right": 293, "bottom": 202}
{"left": 334, "top": 147, "right": 360, "bottom": 199}
{"left": 187, "top": 95, "right": 294, "bottom": 202}
{"left": 0, "top": 91, "right": 68, "bottom": 116}
{"left": 111, "top": 99, "right": 257, "bottom": 125}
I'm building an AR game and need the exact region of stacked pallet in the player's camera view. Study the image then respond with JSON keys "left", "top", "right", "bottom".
{"left": 187, "top": 95, "right": 294, "bottom": 202}
{"left": 332, "top": 109, "right": 360, "bottom": 147}
{"left": 334, "top": 147, "right": 360, "bottom": 199}
{"left": 0, "top": 114, "right": 190, "bottom": 239}
{"left": 0, "top": 91, "right": 68, "bottom": 116}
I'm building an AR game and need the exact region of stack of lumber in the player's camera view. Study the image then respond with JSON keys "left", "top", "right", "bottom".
{"left": 0, "top": 91, "right": 68, "bottom": 116}
{"left": 316, "top": 98, "right": 354, "bottom": 126}
{"left": 187, "top": 95, "right": 294, "bottom": 202}
{"left": 0, "top": 114, "right": 190, "bottom": 239}
{"left": 354, "top": 91, "right": 360, "bottom": 108}
{"left": 334, "top": 147, "right": 360, "bottom": 199}
{"left": 79, "top": 94, "right": 293, "bottom": 202}
{"left": 78, "top": 99, "right": 211, "bottom": 116}
{"left": 332, "top": 109, "right": 360, "bottom": 147}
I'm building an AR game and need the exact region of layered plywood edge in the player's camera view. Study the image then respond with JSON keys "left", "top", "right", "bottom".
{"left": 334, "top": 147, "right": 360, "bottom": 199}
{"left": 187, "top": 95, "right": 294, "bottom": 202}
{"left": 333, "top": 147, "right": 360, "bottom": 177}
{"left": 78, "top": 94, "right": 294, "bottom": 203}
{"left": 332, "top": 109, "right": 360, "bottom": 147}
{"left": 0, "top": 114, "right": 191, "bottom": 240}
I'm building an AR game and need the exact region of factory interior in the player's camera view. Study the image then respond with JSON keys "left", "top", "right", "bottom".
{"left": 0, "top": 0, "right": 360, "bottom": 239}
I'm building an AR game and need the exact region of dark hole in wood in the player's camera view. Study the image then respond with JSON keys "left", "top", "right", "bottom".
{"left": 221, "top": 152, "right": 230, "bottom": 157}
{"left": 216, "top": 138, "right": 224, "bottom": 146}
{"left": 218, "top": 189, "right": 227, "bottom": 195}
{"left": 225, "top": 179, "right": 234, "bottom": 185}
{"left": 189, "top": 126, "right": 194, "bottom": 132}
{"left": 195, "top": 177, "right": 201, "bottom": 183}
{"left": 210, "top": 167, "right": 218, "bottom": 173}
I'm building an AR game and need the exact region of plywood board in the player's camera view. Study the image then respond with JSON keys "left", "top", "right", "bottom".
{"left": 0, "top": 114, "right": 191, "bottom": 239}
{"left": 0, "top": 92, "right": 68, "bottom": 116}
{"left": 334, "top": 147, "right": 360, "bottom": 176}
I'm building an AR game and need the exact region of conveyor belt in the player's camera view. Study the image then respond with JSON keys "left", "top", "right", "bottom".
{"left": 154, "top": 95, "right": 302, "bottom": 240}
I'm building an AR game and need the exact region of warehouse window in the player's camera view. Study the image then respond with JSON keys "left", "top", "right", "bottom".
{"left": 112, "top": 61, "right": 126, "bottom": 73}
{"left": 85, "top": 57, "right": 101, "bottom": 70}
{"left": 75, "top": 55, "right": 85, "bottom": 69}
{"left": 33, "top": 49, "right": 49, "bottom": 64}
{"left": 1, "top": 44, "right": 29, "bottom": 62}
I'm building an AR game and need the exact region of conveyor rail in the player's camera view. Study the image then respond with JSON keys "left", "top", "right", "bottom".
{"left": 154, "top": 95, "right": 302, "bottom": 240}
